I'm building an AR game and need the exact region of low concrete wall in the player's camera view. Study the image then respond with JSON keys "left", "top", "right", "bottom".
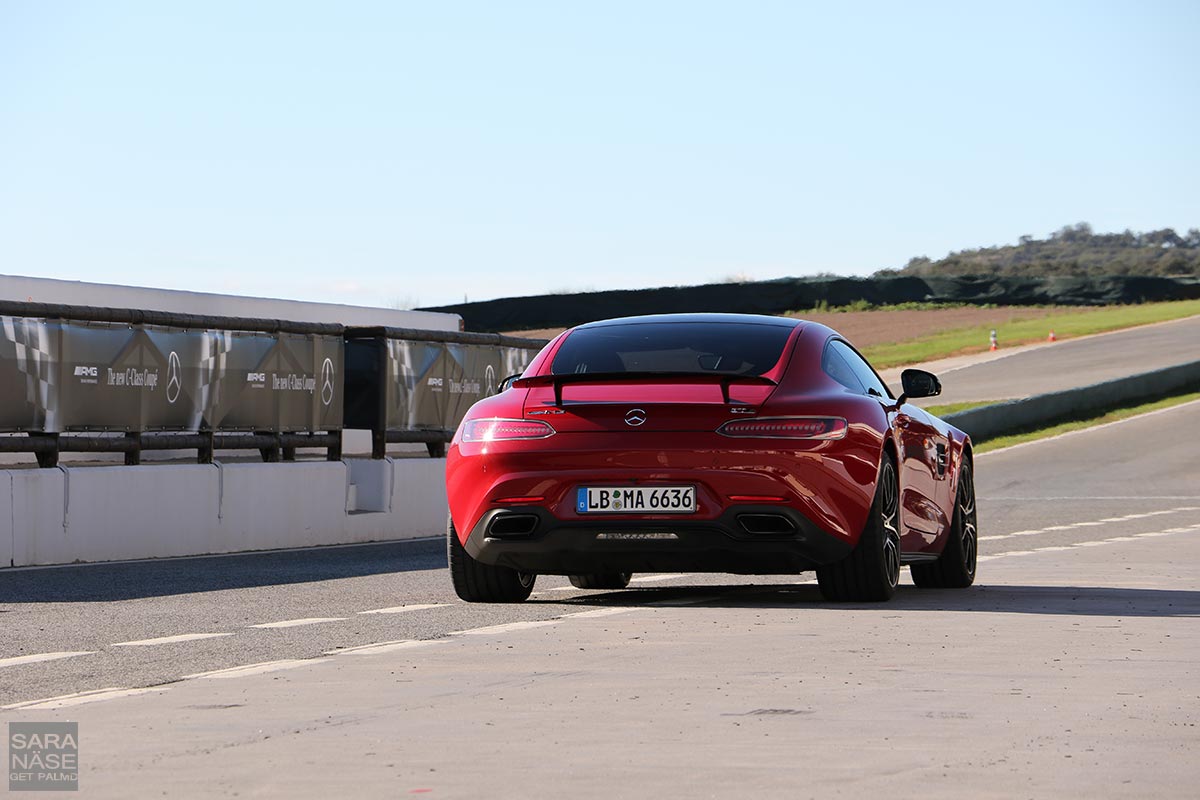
{"left": 3, "top": 457, "right": 446, "bottom": 567}
{"left": 1, "top": 471, "right": 12, "bottom": 568}
{"left": 943, "top": 360, "right": 1200, "bottom": 442}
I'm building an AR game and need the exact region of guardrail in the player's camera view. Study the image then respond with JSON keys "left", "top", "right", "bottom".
{"left": 0, "top": 302, "right": 548, "bottom": 467}
{"left": 343, "top": 326, "right": 547, "bottom": 457}
{"left": 942, "top": 359, "right": 1200, "bottom": 442}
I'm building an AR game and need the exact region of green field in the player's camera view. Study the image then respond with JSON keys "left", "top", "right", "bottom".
{"left": 861, "top": 299, "right": 1200, "bottom": 369}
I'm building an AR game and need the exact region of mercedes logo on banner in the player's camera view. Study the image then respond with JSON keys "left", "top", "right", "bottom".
{"left": 624, "top": 408, "right": 647, "bottom": 427}
{"left": 166, "top": 351, "right": 182, "bottom": 404}
{"left": 320, "top": 358, "right": 335, "bottom": 406}
{"left": 485, "top": 365, "right": 496, "bottom": 396}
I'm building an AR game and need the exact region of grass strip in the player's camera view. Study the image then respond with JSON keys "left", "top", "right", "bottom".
{"left": 974, "top": 390, "right": 1200, "bottom": 454}
{"left": 860, "top": 299, "right": 1200, "bottom": 369}
{"left": 924, "top": 399, "right": 1010, "bottom": 417}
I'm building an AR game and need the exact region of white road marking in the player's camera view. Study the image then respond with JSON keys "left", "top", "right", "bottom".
{"left": 532, "top": 585, "right": 580, "bottom": 594}
{"left": 0, "top": 651, "right": 94, "bottom": 669}
{"left": 561, "top": 608, "right": 635, "bottom": 619}
{"left": 357, "top": 604, "right": 447, "bottom": 615}
{"left": 987, "top": 497, "right": 1200, "bottom": 501}
{"left": 184, "top": 659, "right": 330, "bottom": 680}
{"left": 249, "top": 617, "right": 346, "bottom": 629}
{"left": 326, "top": 640, "right": 443, "bottom": 657}
{"left": 981, "top": 523, "right": 1200, "bottom": 562}
{"left": 2, "top": 687, "right": 168, "bottom": 710}
{"left": 981, "top": 506, "right": 1200, "bottom": 542}
{"left": 451, "top": 619, "right": 563, "bottom": 636}
{"left": 112, "top": 633, "right": 234, "bottom": 647}
{"left": 630, "top": 573, "right": 700, "bottom": 583}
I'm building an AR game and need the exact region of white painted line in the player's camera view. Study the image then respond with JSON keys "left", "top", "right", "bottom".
{"left": 3, "top": 686, "right": 168, "bottom": 710}
{"left": 981, "top": 506, "right": 1199, "bottom": 542}
{"left": 357, "top": 603, "right": 446, "bottom": 615}
{"left": 326, "top": 640, "right": 443, "bottom": 657}
{"left": 630, "top": 573, "right": 700, "bottom": 583}
{"left": 982, "top": 523, "right": 1200, "bottom": 561}
{"left": 0, "top": 651, "right": 94, "bottom": 669}
{"left": 248, "top": 617, "right": 346, "bottom": 629}
{"left": 986, "top": 497, "right": 1200, "bottom": 501}
{"left": 977, "top": 398, "right": 1200, "bottom": 458}
{"left": 532, "top": 585, "right": 580, "bottom": 594}
{"left": 450, "top": 619, "right": 562, "bottom": 636}
{"left": 184, "top": 659, "right": 329, "bottom": 680}
{"left": 561, "top": 608, "right": 635, "bottom": 620}
{"left": 112, "top": 633, "right": 234, "bottom": 647}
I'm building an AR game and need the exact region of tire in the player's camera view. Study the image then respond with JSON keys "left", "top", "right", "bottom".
{"left": 568, "top": 572, "right": 633, "bottom": 590}
{"left": 817, "top": 454, "right": 901, "bottom": 602}
{"left": 911, "top": 455, "right": 978, "bottom": 589}
{"left": 448, "top": 516, "right": 536, "bottom": 602}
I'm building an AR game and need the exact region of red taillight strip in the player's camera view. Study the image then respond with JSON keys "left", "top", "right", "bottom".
{"left": 717, "top": 416, "right": 848, "bottom": 440}
{"left": 461, "top": 418, "right": 556, "bottom": 442}
{"left": 493, "top": 496, "right": 546, "bottom": 504}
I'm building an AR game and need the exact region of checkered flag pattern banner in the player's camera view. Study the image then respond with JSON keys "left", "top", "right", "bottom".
{"left": 0, "top": 316, "right": 58, "bottom": 431}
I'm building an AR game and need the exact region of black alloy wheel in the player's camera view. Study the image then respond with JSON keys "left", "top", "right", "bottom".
{"left": 911, "top": 456, "right": 978, "bottom": 589}
{"left": 448, "top": 516, "right": 537, "bottom": 602}
{"left": 817, "top": 455, "right": 901, "bottom": 602}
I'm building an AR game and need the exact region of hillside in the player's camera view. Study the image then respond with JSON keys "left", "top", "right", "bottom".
{"left": 892, "top": 224, "right": 1200, "bottom": 278}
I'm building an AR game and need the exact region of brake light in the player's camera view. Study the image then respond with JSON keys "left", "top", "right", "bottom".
{"left": 461, "top": 418, "right": 556, "bottom": 442}
{"left": 717, "top": 417, "right": 848, "bottom": 440}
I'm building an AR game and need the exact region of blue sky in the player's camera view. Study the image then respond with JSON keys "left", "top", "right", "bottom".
{"left": 2, "top": 1, "right": 1197, "bottom": 309}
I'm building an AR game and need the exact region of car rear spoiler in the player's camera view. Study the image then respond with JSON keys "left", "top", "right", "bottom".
{"left": 512, "top": 372, "right": 779, "bottom": 407}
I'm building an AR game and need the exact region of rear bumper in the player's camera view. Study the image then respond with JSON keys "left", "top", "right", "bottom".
{"left": 464, "top": 505, "right": 852, "bottom": 575}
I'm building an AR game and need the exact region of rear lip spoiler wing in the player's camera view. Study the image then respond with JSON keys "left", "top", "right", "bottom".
{"left": 512, "top": 371, "right": 779, "bottom": 407}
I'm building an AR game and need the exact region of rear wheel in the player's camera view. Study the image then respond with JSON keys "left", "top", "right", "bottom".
{"left": 448, "top": 516, "right": 536, "bottom": 602}
{"left": 569, "top": 572, "right": 632, "bottom": 590}
{"left": 911, "top": 456, "right": 977, "bottom": 589}
{"left": 817, "top": 454, "right": 901, "bottom": 602}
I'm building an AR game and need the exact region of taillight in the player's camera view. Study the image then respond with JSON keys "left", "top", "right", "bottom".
{"left": 717, "top": 416, "right": 847, "bottom": 440}
{"left": 461, "top": 418, "right": 556, "bottom": 442}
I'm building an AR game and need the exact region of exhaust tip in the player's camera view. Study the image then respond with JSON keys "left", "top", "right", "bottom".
{"left": 486, "top": 513, "right": 540, "bottom": 538}
{"left": 737, "top": 513, "right": 796, "bottom": 535}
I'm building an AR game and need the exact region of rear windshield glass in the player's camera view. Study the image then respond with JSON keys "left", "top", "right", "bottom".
{"left": 551, "top": 322, "right": 794, "bottom": 377}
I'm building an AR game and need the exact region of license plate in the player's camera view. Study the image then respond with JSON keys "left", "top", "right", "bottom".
{"left": 576, "top": 486, "right": 696, "bottom": 514}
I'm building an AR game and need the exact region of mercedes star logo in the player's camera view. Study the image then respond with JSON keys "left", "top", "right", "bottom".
{"left": 624, "top": 408, "right": 647, "bottom": 427}
{"left": 320, "top": 358, "right": 336, "bottom": 406}
{"left": 485, "top": 364, "right": 497, "bottom": 396}
{"left": 166, "top": 350, "right": 182, "bottom": 404}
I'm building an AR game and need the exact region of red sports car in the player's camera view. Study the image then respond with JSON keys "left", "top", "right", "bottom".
{"left": 445, "top": 313, "right": 977, "bottom": 603}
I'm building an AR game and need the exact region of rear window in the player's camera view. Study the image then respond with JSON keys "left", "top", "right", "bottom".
{"left": 551, "top": 322, "right": 794, "bottom": 377}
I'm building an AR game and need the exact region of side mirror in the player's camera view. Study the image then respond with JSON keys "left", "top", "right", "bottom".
{"left": 897, "top": 368, "right": 941, "bottom": 405}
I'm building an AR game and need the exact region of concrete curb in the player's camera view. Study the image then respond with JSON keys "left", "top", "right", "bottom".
{"left": 942, "top": 360, "right": 1200, "bottom": 442}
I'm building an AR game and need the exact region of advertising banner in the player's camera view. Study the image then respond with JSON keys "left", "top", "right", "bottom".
{"left": 0, "top": 316, "right": 58, "bottom": 432}
{"left": 380, "top": 339, "right": 538, "bottom": 432}
{"left": 58, "top": 322, "right": 148, "bottom": 431}
{"left": 205, "top": 331, "right": 342, "bottom": 432}
{"left": 384, "top": 340, "right": 445, "bottom": 430}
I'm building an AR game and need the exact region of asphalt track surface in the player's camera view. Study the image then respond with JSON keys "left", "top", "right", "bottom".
{"left": 878, "top": 314, "right": 1200, "bottom": 405}
{"left": 3, "top": 400, "right": 1198, "bottom": 797}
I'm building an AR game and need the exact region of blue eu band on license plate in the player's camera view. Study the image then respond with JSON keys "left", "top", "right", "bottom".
{"left": 576, "top": 486, "right": 696, "bottom": 514}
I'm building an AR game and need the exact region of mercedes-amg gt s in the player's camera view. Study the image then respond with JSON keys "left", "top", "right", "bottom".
{"left": 445, "top": 313, "right": 977, "bottom": 603}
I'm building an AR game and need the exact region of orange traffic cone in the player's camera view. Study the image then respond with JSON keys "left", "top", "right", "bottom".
{"left": 1048, "top": 330, "right": 1056, "bottom": 342}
